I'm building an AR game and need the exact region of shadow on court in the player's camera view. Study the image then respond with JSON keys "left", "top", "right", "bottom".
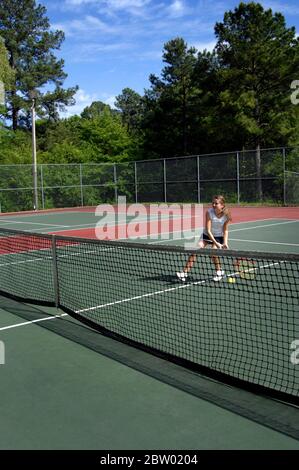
{"left": 0, "top": 294, "right": 298, "bottom": 449}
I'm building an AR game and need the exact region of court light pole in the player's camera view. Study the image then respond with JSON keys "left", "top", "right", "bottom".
{"left": 30, "top": 90, "right": 38, "bottom": 210}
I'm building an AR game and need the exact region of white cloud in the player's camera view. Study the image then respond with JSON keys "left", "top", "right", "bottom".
{"left": 52, "top": 15, "right": 116, "bottom": 36}
{"left": 61, "top": 88, "right": 99, "bottom": 117}
{"left": 69, "top": 41, "right": 133, "bottom": 62}
{"left": 104, "top": 95, "right": 117, "bottom": 108}
{"left": 168, "top": 0, "right": 186, "bottom": 18}
{"left": 64, "top": 0, "right": 150, "bottom": 14}
{"left": 106, "top": 0, "right": 150, "bottom": 8}
{"left": 61, "top": 89, "right": 117, "bottom": 117}
{"left": 65, "top": 0, "right": 100, "bottom": 5}
{"left": 192, "top": 40, "right": 216, "bottom": 52}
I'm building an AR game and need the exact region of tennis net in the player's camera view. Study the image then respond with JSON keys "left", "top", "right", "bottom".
{"left": 0, "top": 227, "right": 298, "bottom": 403}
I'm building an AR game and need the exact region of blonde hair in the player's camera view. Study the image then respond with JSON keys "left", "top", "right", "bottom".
{"left": 213, "top": 195, "right": 232, "bottom": 221}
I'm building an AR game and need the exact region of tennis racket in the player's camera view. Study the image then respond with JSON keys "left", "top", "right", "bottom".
{"left": 233, "top": 257, "right": 257, "bottom": 280}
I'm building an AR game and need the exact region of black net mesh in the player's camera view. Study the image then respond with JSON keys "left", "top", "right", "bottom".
{"left": 0, "top": 227, "right": 298, "bottom": 402}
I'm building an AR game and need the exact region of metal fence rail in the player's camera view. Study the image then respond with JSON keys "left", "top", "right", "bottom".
{"left": 0, "top": 146, "right": 298, "bottom": 212}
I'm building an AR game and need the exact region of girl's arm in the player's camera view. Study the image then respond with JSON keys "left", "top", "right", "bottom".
{"left": 222, "top": 221, "right": 229, "bottom": 249}
{"left": 206, "top": 212, "right": 222, "bottom": 248}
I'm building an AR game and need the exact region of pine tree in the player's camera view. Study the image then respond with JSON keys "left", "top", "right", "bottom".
{"left": 144, "top": 37, "right": 198, "bottom": 157}
{"left": 0, "top": 0, "right": 78, "bottom": 129}
{"left": 215, "top": 2, "right": 299, "bottom": 198}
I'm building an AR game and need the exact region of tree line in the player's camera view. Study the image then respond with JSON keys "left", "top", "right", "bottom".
{"left": 1, "top": 0, "right": 299, "bottom": 169}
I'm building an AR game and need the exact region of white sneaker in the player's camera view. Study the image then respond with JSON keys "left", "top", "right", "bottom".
{"left": 176, "top": 271, "right": 188, "bottom": 282}
{"left": 213, "top": 270, "right": 225, "bottom": 281}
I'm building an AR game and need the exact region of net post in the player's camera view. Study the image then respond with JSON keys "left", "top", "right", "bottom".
{"left": 51, "top": 235, "right": 60, "bottom": 308}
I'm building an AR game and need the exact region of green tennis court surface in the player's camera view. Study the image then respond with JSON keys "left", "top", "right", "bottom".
{"left": 0, "top": 206, "right": 298, "bottom": 450}
{"left": 1, "top": 297, "right": 299, "bottom": 450}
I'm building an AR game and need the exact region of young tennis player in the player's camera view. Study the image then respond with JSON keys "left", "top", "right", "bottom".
{"left": 176, "top": 195, "right": 232, "bottom": 282}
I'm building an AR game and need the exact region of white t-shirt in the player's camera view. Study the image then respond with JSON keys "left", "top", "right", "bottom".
{"left": 203, "top": 208, "right": 228, "bottom": 237}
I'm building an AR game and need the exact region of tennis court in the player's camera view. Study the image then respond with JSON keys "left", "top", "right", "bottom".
{"left": 0, "top": 204, "right": 298, "bottom": 451}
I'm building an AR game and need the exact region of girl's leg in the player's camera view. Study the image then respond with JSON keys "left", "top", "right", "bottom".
{"left": 177, "top": 240, "right": 208, "bottom": 281}
{"left": 211, "top": 244, "right": 224, "bottom": 280}
{"left": 184, "top": 254, "right": 197, "bottom": 273}
{"left": 184, "top": 240, "right": 208, "bottom": 272}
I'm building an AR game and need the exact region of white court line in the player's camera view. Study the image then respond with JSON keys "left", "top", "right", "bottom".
{"left": 1, "top": 216, "right": 297, "bottom": 236}
{"left": 0, "top": 225, "right": 92, "bottom": 234}
{"left": 126, "top": 220, "right": 299, "bottom": 244}
{"left": 230, "top": 220, "right": 298, "bottom": 232}
{"left": 48, "top": 217, "right": 298, "bottom": 234}
{"left": 112, "top": 219, "right": 299, "bottom": 241}
{"left": 0, "top": 214, "right": 288, "bottom": 233}
{"left": 76, "top": 260, "right": 282, "bottom": 314}
{"left": 0, "top": 220, "right": 295, "bottom": 237}
{"left": 230, "top": 238, "right": 299, "bottom": 247}
{"left": 0, "top": 313, "right": 68, "bottom": 331}
{"left": 0, "top": 246, "right": 115, "bottom": 267}
{"left": 105, "top": 219, "right": 299, "bottom": 243}
{"left": 0, "top": 256, "right": 285, "bottom": 330}
{"left": 0, "top": 215, "right": 197, "bottom": 234}
{"left": 0, "top": 219, "right": 69, "bottom": 227}
{"left": 0, "top": 257, "right": 45, "bottom": 267}
{"left": 7, "top": 226, "right": 74, "bottom": 234}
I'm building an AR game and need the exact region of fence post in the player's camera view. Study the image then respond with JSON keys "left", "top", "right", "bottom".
{"left": 113, "top": 163, "right": 118, "bottom": 204}
{"left": 31, "top": 95, "right": 38, "bottom": 211}
{"left": 163, "top": 159, "right": 167, "bottom": 203}
{"left": 197, "top": 155, "right": 200, "bottom": 203}
{"left": 236, "top": 152, "right": 240, "bottom": 204}
{"left": 134, "top": 162, "right": 138, "bottom": 203}
{"left": 79, "top": 164, "right": 84, "bottom": 206}
{"left": 283, "top": 148, "right": 286, "bottom": 206}
{"left": 40, "top": 164, "right": 45, "bottom": 209}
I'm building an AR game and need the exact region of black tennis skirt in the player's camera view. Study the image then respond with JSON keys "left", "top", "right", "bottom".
{"left": 202, "top": 233, "right": 224, "bottom": 244}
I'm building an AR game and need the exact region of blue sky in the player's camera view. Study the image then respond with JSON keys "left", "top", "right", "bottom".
{"left": 41, "top": 0, "right": 299, "bottom": 116}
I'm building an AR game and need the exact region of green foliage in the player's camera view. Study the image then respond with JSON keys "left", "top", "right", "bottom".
{"left": 0, "top": 127, "right": 34, "bottom": 211}
{"left": 143, "top": 37, "right": 199, "bottom": 157}
{"left": 81, "top": 101, "right": 116, "bottom": 120}
{"left": 0, "top": 36, "right": 14, "bottom": 117}
{"left": 0, "top": 0, "right": 78, "bottom": 129}
{"left": 0, "top": 127, "right": 31, "bottom": 163}
{"left": 214, "top": 2, "right": 299, "bottom": 148}
{"left": 36, "top": 109, "right": 136, "bottom": 163}
{"left": 0, "top": 36, "right": 14, "bottom": 88}
{"left": 1, "top": 0, "right": 299, "bottom": 208}
{"left": 115, "top": 88, "right": 144, "bottom": 134}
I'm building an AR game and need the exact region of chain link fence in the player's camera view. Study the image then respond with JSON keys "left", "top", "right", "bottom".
{"left": 0, "top": 147, "right": 298, "bottom": 213}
